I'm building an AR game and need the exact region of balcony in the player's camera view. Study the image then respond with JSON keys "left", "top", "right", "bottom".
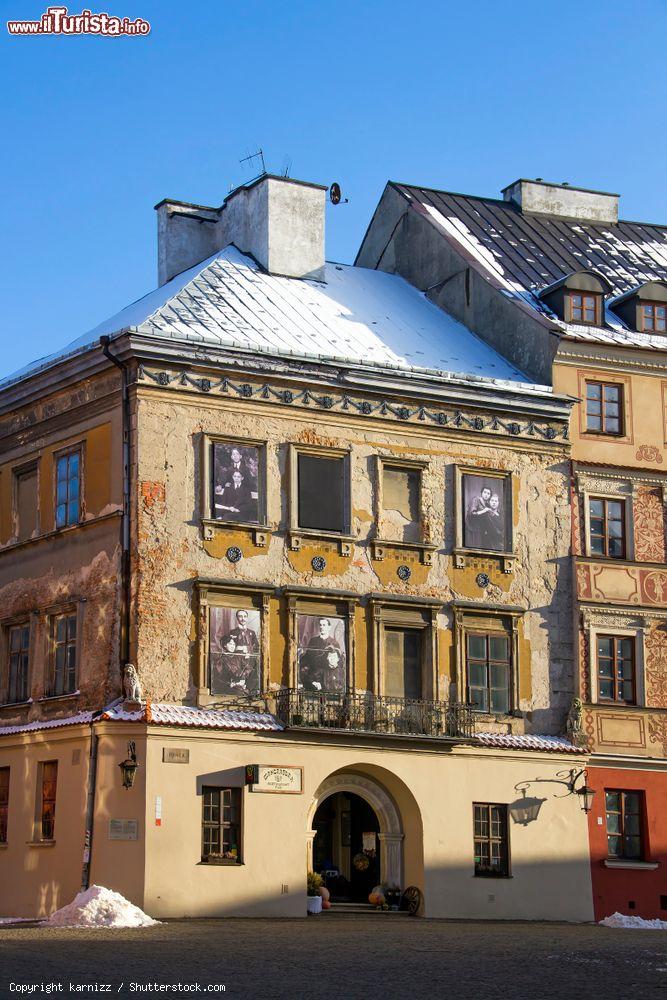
{"left": 273, "top": 689, "right": 475, "bottom": 740}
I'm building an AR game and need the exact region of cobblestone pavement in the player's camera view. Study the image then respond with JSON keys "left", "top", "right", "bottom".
{"left": 1, "top": 917, "right": 666, "bottom": 999}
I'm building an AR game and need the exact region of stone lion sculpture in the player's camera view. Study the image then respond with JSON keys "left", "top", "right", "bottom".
{"left": 123, "top": 663, "right": 143, "bottom": 704}
{"left": 566, "top": 697, "right": 584, "bottom": 742}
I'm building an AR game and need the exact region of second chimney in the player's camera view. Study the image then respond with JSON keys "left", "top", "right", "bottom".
{"left": 501, "top": 178, "right": 619, "bottom": 224}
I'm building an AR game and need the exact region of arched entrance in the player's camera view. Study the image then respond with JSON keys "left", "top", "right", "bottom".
{"left": 307, "top": 773, "right": 404, "bottom": 900}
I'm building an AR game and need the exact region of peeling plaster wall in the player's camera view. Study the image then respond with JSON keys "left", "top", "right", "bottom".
{"left": 133, "top": 387, "right": 573, "bottom": 733}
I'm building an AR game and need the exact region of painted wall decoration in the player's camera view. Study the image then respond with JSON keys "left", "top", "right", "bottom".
{"left": 297, "top": 614, "right": 346, "bottom": 693}
{"left": 212, "top": 442, "right": 260, "bottom": 523}
{"left": 634, "top": 487, "right": 666, "bottom": 563}
{"left": 209, "top": 606, "right": 261, "bottom": 695}
{"left": 462, "top": 473, "right": 508, "bottom": 552}
{"left": 644, "top": 623, "right": 667, "bottom": 707}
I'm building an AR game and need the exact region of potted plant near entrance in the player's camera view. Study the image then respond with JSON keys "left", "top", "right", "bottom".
{"left": 307, "top": 872, "right": 323, "bottom": 914}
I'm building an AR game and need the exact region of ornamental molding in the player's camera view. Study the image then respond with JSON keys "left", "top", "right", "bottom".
{"left": 557, "top": 349, "right": 667, "bottom": 374}
{"left": 580, "top": 606, "right": 665, "bottom": 628}
{"left": 135, "top": 366, "right": 567, "bottom": 443}
{"left": 576, "top": 472, "right": 634, "bottom": 496}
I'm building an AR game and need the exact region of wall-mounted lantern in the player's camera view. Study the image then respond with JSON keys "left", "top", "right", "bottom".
{"left": 568, "top": 768, "right": 595, "bottom": 813}
{"left": 118, "top": 740, "right": 139, "bottom": 790}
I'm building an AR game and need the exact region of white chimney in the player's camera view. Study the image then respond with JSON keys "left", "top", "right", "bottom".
{"left": 155, "top": 175, "right": 326, "bottom": 285}
{"left": 502, "top": 178, "right": 619, "bottom": 224}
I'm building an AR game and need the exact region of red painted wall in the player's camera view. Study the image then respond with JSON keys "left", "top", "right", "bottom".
{"left": 588, "top": 765, "right": 667, "bottom": 921}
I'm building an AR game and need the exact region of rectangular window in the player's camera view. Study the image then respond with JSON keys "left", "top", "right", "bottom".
{"left": 381, "top": 464, "right": 421, "bottom": 542}
{"left": 0, "top": 767, "right": 9, "bottom": 844}
{"left": 589, "top": 498, "right": 626, "bottom": 559}
{"left": 466, "top": 633, "right": 511, "bottom": 714}
{"left": 49, "top": 612, "right": 77, "bottom": 697}
{"left": 7, "top": 622, "right": 30, "bottom": 704}
{"left": 201, "top": 786, "right": 242, "bottom": 863}
{"left": 55, "top": 451, "right": 81, "bottom": 529}
{"left": 605, "top": 790, "right": 644, "bottom": 860}
{"left": 597, "top": 635, "right": 635, "bottom": 703}
{"left": 585, "top": 381, "right": 623, "bottom": 435}
{"left": 211, "top": 441, "right": 261, "bottom": 525}
{"left": 297, "top": 453, "right": 346, "bottom": 533}
{"left": 473, "top": 803, "right": 509, "bottom": 876}
{"left": 461, "top": 472, "right": 510, "bottom": 553}
{"left": 640, "top": 303, "right": 666, "bottom": 333}
{"left": 40, "top": 761, "right": 58, "bottom": 841}
{"left": 14, "top": 465, "right": 38, "bottom": 543}
{"left": 569, "top": 292, "right": 599, "bottom": 325}
{"left": 384, "top": 628, "right": 422, "bottom": 700}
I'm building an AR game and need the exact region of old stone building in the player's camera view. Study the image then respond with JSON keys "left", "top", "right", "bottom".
{"left": 0, "top": 174, "right": 593, "bottom": 921}
{"left": 358, "top": 176, "right": 667, "bottom": 919}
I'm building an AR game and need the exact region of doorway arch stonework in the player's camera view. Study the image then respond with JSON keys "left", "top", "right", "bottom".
{"left": 307, "top": 773, "right": 405, "bottom": 887}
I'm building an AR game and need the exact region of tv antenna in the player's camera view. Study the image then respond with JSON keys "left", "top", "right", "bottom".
{"left": 240, "top": 148, "right": 266, "bottom": 176}
{"left": 329, "top": 182, "right": 348, "bottom": 205}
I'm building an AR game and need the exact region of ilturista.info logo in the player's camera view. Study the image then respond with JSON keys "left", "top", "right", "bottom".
{"left": 7, "top": 6, "right": 151, "bottom": 35}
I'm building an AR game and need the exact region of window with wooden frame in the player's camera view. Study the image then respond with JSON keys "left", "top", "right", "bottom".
{"left": 372, "top": 457, "right": 435, "bottom": 565}
{"left": 48, "top": 611, "right": 78, "bottom": 697}
{"left": 288, "top": 445, "right": 351, "bottom": 549}
{"left": 201, "top": 434, "right": 268, "bottom": 535}
{"left": 567, "top": 291, "right": 601, "bottom": 325}
{"left": 639, "top": 302, "right": 667, "bottom": 334}
{"left": 0, "top": 767, "right": 9, "bottom": 844}
{"left": 605, "top": 790, "right": 645, "bottom": 860}
{"left": 585, "top": 381, "right": 624, "bottom": 435}
{"left": 13, "top": 461, "right": 39, "bottom": 543}
{"left": 55, "top": 449, "right": 81, "bottom": 529}
{"left": 454, "top": 467, "right": 515, "bottom": 571}
{"left": 201, "top": 786, "right": 242, "bottom": 864}
{"left": 38, "top": 761, "right": 58, "bottom": 841}
{"left": 589, "top": 497, "right": 626, "bottom": 559}
{"left": 5, "top": 621, "right": 30, "bottom": 705}
{"left": 597, "top": 635, "right": 635, "bottom": 704}
{"left": 370, "top": 598, "right": 439, "bottom": 701}
{"left": 473, "top": 803, "right": 509, "bottom": 877}
{"left": 466, "top": 632, "right": 511, "bottom": 714}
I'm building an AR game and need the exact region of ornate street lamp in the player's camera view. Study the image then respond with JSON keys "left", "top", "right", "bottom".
{"left": 118, "top": 740, "right": 139, "bottom": 789}
{"left": 567, "top": 768, "right": 596, "bottom": 813}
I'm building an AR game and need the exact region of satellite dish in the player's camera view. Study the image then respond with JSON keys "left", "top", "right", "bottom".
{"left": 330, "top": 182, "right": 342, "bottom": 205}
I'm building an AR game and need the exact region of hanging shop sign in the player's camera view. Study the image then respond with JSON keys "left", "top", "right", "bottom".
{"left": 245, "top": 764, "right": 303, "bottom": 794}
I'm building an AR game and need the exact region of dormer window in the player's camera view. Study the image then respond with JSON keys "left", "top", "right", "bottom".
{"left": 567, "top": 292, "right": 600, "bottom": 326}
{"left": 640, "top": 302, "right": 666, "bottom": 333}
{"left": 609, "top": 280, "right": 667, "bottom": 334}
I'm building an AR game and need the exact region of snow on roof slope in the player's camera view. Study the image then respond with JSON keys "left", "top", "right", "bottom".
{"left": 0, "top": 245, "right": 533, "bottom": 390}
{"left": 475, "top": 732, "right": 582, "bottom": 754}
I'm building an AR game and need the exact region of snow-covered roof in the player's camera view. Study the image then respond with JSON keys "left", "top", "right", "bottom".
{"left": 0, "top": 245, "right": 535, "bottom": 390}
{"left": 475, "top": 732, "right": 582, "bottom": 754}
{"left": 0, "top": 710, "right": 96, "bottom": 736}
{"left": 389, "top": 183, "right": 667, "bottom": 350}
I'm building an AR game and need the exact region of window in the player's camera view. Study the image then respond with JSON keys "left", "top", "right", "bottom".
{"left": 384, "top": 628, "right": 422, "bottom": 700}
{"left": 640, "top": 303, "right": 666, "bottom": 333}
{"left": 296, "top": 451, "right": 347, "bottom": 534}
{"left": 211, "top": 440, "right": 261, "bottom": 525}
{"left": 49, "top": 612, "right": 77, "bottom": 697}
{"left": 597, "top": 635, "right": 635, "bottom": 703}
{"left": 55, "top": 451, "right": 81, "bottom": 528}
{"left": 201, "top": 786, "right": 242, "bottom": 863}
{"left": 381, "top": 464, "right": 421, "bottom": 543}
{"left": 605, "top": 790, "right": 644, "bottom": 860}
{"left": 39, "top": 761, "right": 58, "bottom": 841}
{"left": 473, "top": 803, "right": 509, "bottom": 876}
{"left": 466, "top": 633, "right": 511, "bottom": 714}
{"left": 568, "top": 292, "right": 600, "bottom": 325}
{"left": 585, "top": 382, "right": 623, "bottom": 435}
{"left": 460, "top": 471, "right": 511, "bottom": 554}
{"left": 0, "top": 768, "right": 8, "bottom": 843}
{"left": 14, "top": 464, "right": 38, "bottom": 542}
{"left": 589, "top": 498, "right": 626, "bottom": 558}
{"left": 7, "top": 622, "right": 30, "bottom": 704}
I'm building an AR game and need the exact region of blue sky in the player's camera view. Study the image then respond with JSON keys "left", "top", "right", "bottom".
{"left": 1, "top": 0, "right": 666, "bottom": 379}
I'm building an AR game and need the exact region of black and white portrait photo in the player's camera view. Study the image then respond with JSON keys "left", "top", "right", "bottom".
{"left": 209, "top": 606, "right": 261, "bottom": 696}
{"left": 297, "top": 615, "right": 346, "bottom": 694}
{"left": 212, "top": 442, "right": 260, "bottom": 524}
{"left": 462, "top": 474, "right": 508, "bottom": 552}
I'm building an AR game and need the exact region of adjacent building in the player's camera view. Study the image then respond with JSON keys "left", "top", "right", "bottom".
{"left": 358, "top": 176, "right": 667, "bottom": 919}
{"left": 0, "top": 174, "right": 594, "bottom": 920}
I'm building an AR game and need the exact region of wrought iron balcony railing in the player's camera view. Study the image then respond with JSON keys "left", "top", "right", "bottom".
{"left": 273, "top": 689, "right": 475, "bottom": 740}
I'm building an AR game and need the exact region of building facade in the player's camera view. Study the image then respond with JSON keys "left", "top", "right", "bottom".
{"left": 358, "top": 176, "right": 667, "bottom": 919}
{"left": 0, "top": 175, "right": 594, "bottom": 920}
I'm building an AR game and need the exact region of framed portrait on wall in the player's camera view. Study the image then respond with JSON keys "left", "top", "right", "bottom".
{"left": 211, "top": 441, "right": 261, "bottom": 524}
{"left": 296, "top": 614, "right": 346, "bottom": 694}
{"left": 209, "top": 606, "right": 261, "bottom": 696}
{"left": 462, "top": 473, "right": 510, "bottom": 553}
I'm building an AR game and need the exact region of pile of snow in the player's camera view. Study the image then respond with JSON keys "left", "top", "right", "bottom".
{"left": 600, "top": 911, "right": 667, "bottom": 930}
{"left": 47, "top": 885, "right": 158, "bottom": 929}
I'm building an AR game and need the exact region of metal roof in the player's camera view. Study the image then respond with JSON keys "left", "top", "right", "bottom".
{"left": 392, "top": 182, "right": 667, "bottom": 349}
{"left": 0, "top": 245, "right": 538, "bottom": 391}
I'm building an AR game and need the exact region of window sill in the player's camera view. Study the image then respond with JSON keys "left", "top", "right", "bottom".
{"left": 26, "top": 840, "right": 56, "bottom": 848}
{"left": 199, "top": 859, "right": 244, "bottom": 866}
{"left": 474, "top": 872, "right": 513, "bottom": 879}
{"left": 201, "top": 518, "right": 270, "bottom": 548}
{"left": 603, "top": 859, "right": 659, "bottom": 871}
{"left": 0, "top": 510, "right": 121, "bottom": 555}
{"left": 453, "top": 548, "right": 516, "bottom": 575}
{"left": 38, "top": 692, "right": 80, "bottom": 704}
{"left": 0, "top": 842, "right": 8, "bottom": 849}
{"left": 0, "top": 700, "right": 32, "bottom": 710}
{"left": 289, "top": 529, "right": 354, "bottom": 556}
{"left": 371, "top": 538, "right": 437, "bottom": 566}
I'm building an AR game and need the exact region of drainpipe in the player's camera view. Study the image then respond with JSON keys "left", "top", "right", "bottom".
{"left": 81, "top": 717, "right": 100, "bottom": 891}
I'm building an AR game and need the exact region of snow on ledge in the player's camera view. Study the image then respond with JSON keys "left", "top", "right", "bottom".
{"left": 475, "top": 732, "right": 582, "bottom": 754}
{"left": 600, "top": 912, "right": 667, "bottom": 930}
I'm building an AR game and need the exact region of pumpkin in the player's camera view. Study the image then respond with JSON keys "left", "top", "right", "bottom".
{"left": 322, "top": 899, "right": 331, "bottom": 910}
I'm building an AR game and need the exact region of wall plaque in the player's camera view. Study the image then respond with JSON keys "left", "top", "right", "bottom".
{"left": 109, "top": 819, "right": 139, "bottom": 841}
{"left": 247, "top": 764, "right": 303, "bottom": 794}
{"left": 163, "top": 747, "right": 190, "bottom": 764}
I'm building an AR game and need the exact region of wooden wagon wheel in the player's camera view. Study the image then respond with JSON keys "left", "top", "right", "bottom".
{"left": 401, "top": 885, "right": 423, "bottom": 916}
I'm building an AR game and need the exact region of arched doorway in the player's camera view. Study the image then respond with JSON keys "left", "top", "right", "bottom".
{"left": 307, "top": 772, "right": 404, "bottom": 901}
